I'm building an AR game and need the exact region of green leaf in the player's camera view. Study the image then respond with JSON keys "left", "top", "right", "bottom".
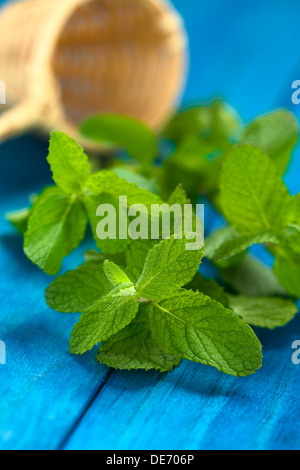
{"left": 84, "top": 250, "right": 106, "bottom": 264}
{"left": 70, "top": 287, "right": 139, "bottom": 355}
{"left": 164, "top": 100, "right": 241, "bottom": 144}
{"left": 205, "top": 226, "right": 280, "bottom": 264}
{"left": 125, "top": 239, "right": 157, "bottom": 274}
{"left": 149, "top": 290, "right": 262, "bottom": 377}
{"left": 98, "top": 306, "right": 181, "bottom": 372}
{"left": 84, "top": 250, "right": 126, "bottom": 267}
{"left": 274, "top": 256, "right": 300, "bottom": 297}
{"left": 24, "top": 187, "right": 88, "bottom": 275}
{"left": 241, "top": 110, "right": 298, "bottom": 173}
{"left": 46, "top": 262, "right": 112, "bottom": 313}
{"left": 229, "top": 295, "right": 298, "bottom": 329}
{"left": 80, "top": 115, "right": 157, "bottom": 166}
{"left": 186, "top": 273, "right": 229, "bottom": 307}
{"left": 285, "top": 193, "right": 300, "bottom": 227}
{"left": 220, "top": 145, "right": 290, "bottom": 235}
{"left": 103, "top": 260, "right": 132, "bottom": 287}
{"left": 168, "top": 184, "right": 190, "bottom": 206}
{"left": 136, "top": 235, "right": 204, "bottom": 302}
{"left": 221, "top": 256, "right": 286, "bottom": 297}
{"left": 6, "top": 207, "right": 31, "bottom": 234}
{"left": 112, "top": 167, "right": 159, "bottom": 194}
{"left": 124, "top": 266, "right": 142, "bottom": 285}
{"left": 48, "top": 131, "right": 91, "bottom": 195}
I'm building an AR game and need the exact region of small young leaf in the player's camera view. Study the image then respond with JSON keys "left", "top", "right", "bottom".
{"left": 80, "top": 115, "right": 157, "bottom": 166}
{"left": 46, "top": 262, "right": 112, "bottom": 313}
{"left": 48, "top": 131, "right": 91, "bottom": 195}
{"left": 230, "top": 295, "right": 298, "bottom": 329}
{"left": 168, "top": 184, "right": 190, "bottom": 206}
{"left": 70, "top": 287, "right": 139, "bottom": 355}
{"left": 6, "top": 207, "right": 31, "bottom": 234}
{"left": 136, "top": 235, "right": 204, "bottom": 302}
{"left": 103, "top": 260, "right": 132, "bottom": 287}
{"left": 98, "top": 307, "right": 181, "bottom": 372}
{"left": 150, "top": 290, "right": 262, "bottom": 377}
{"left": 24, "top": 187, "right": 88, "bottom": 275}
{"left": 220, "top": 145, "right": 290, "bottom": 235}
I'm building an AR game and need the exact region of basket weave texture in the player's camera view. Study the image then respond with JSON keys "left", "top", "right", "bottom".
{"left": 0, "top": 0, "right": 186, "bottom": 149}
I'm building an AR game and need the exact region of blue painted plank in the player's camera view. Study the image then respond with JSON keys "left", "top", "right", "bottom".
{"left": 0, "top": 137, "right": 111, "bottom": 450}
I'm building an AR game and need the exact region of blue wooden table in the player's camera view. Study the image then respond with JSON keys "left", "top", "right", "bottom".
{"left": 1, "top": 0, "right": 300, "bottom": 450}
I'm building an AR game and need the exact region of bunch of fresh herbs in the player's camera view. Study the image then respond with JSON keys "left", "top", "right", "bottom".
{"left": 7, "top": 101, "right": 300, "bottom": 377}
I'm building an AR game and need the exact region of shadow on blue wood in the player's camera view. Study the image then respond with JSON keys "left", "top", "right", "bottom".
{"left": 0, "top": 0, "right": 300, "bottom": 451}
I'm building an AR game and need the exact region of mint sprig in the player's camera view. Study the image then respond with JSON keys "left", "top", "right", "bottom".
{"left": 47, "top": 234, "right": 262, "bottom": 376}
{"left": 205, "top": 144, "right": 299, "bottom": 324}
{"left": 160, "top": 104, "right": 298, "bottom": 204}
{"left": 7, "top": 107, "right": 300, "bottom": 377}
{"left": 21, "top": 131, "right": 165, "bottom": 274}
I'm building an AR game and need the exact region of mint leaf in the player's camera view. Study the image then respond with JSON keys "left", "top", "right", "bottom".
{"left": 241, "top": 110, "right": 298, "bottom": 173}
{"left": 221, "top": 256, "right": 286, "bottom": 297}
{"left": 24, "top": 187, "right": 88, "bottom": 275}
{"left": 124, "top": 266, "right": 142, "bottom": 285}
{"left": 112, "top": 167, "right": 159, "bottom": 194}
{"left": 70, "top": 287, "right": 139, "bottom": 355}
{"left": 205, "top": 226, "right": 280, "bottom": 264}
{"left": 98, "top": 306, "right": 181, "bottom": 372}
{"left": 46, "top": 262, "right": 112, "bottom": 313}
{"left": 186, "top": 273, "right": 229, "bottom": 308}
{"left": 164, "top": 100, "right": 240, "bottom": 144}
{"left": 84, "top": 250, "right": 126, "bottom": 267}
{"left": 80, "top": 115, "right": 157, "bottom": 166}
{"left": 103, "top": 260, "right": 132, "bottom": 287}
{"left": 285, "top": 194, "right": 300, "bottom": 228}
{"left": 136, "top": 235, "right": 204, "bottom": 302}
{"left": 7, "top": 207, "right": 31, "bottom": 234}
{"left": 274, "top": 257, "right": 300, "bottom": 298}
{"left": 125, "top": 239, "right": 157, "bottom": 274}
{"left": 230, "top": 295, "right": 298, "bottom": 329}
{"left": 48, "top": 131, "right": 91, "bottom": 195}
{"left": 220, "top": 145, "right": 290, "bottom": 235}
{"left": 149, "top": 290, "right": 262, "bottom": 377}
{"left": 168, "top": 184, "right": 190, "bottom": 206}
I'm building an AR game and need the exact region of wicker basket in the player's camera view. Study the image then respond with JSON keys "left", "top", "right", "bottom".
{"left": 0, "top": 0, "right": 186, "bottom": 149}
